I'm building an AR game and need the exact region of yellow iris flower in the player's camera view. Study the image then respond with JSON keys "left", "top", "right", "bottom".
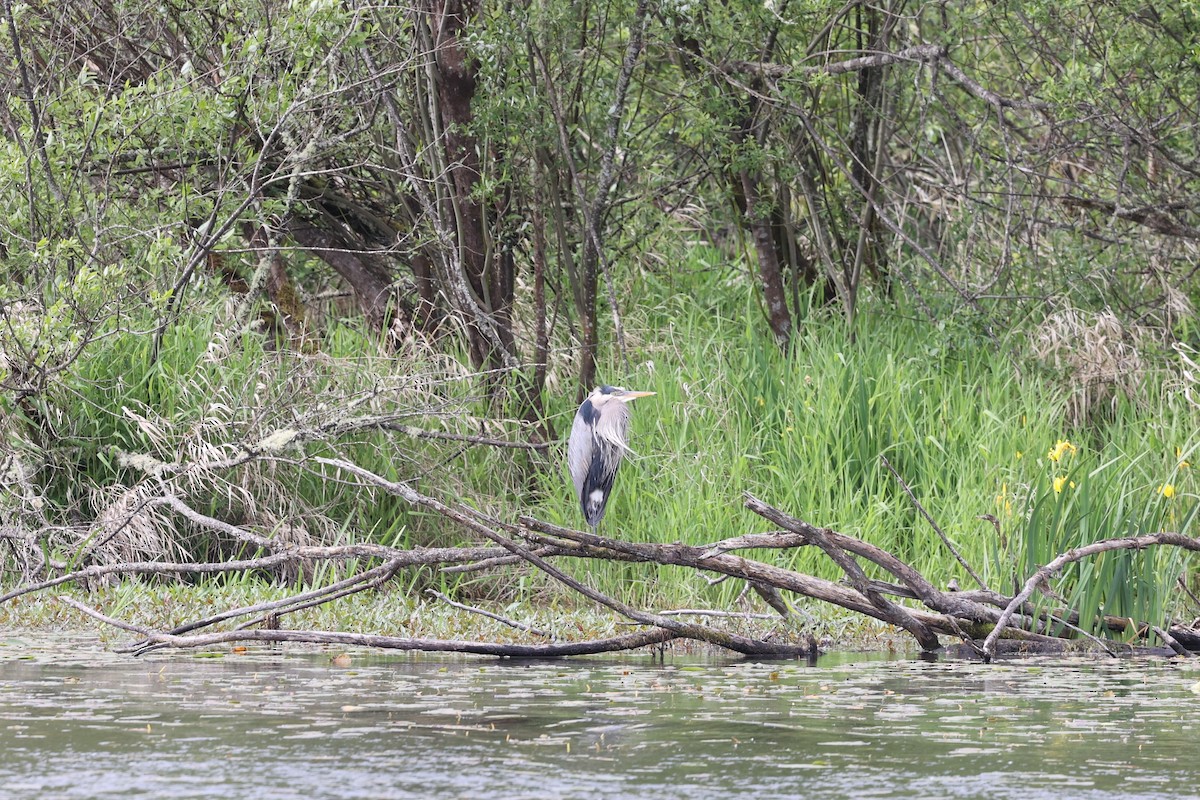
{"left": 1047, "top": 440, "right": 1077, "bottom": 462}
{"left": 1053, "top": 476, "right": 1076, "bottom": 494}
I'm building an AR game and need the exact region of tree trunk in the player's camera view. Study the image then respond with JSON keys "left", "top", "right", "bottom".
{"left": 845, "top": 3, "right": 894, "bottom": 331}
{"left": 429, "top": 0, "right": 515, "bottom": 372}
{"left": 739, "top": 169, "right": 793, "bottom": 347}
{"left": 288, "top": 222, "right": 396, "bottom": 331}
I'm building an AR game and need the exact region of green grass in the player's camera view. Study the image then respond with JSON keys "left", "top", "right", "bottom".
{"left": 521, "top": 257, "right": 1200, "bottom": 629}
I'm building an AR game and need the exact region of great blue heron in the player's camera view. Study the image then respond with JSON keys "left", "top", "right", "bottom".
{"left": 567, "top": 385, "right": 656, "bottom": 531}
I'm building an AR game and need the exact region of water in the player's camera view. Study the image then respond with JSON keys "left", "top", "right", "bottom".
{"left": 0, "top": 635, "right": 1195, "bottom": 799}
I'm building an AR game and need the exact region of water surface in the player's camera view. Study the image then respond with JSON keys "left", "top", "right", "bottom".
{"left": 0, "top": 635, "right": 1193, "bottom": 799}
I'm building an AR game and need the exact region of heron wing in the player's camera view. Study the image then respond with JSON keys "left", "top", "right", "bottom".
{"left": 580, "top": 440, "right": 619, "bottom": 527}
{"left": 567, "top": 401, "right": 596, "bottom": 500}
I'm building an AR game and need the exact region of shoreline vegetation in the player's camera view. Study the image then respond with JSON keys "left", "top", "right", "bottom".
{"left": 3, "top": 2, "right": 1200, "bottom": 659}
{"left": 4, "top": 443, "right": 1199, "bottom": 660}
{"left": 2, "top": 292, "right": 1198, "bottom": 660}
{"left": 2, "top": 296, "right": 1199, "bottom": 659}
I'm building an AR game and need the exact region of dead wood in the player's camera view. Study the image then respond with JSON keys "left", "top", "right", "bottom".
{"left": 880, "top": 455, "right": 988, "bottom": 591}
{"left": 741, "top": 495, "right": 942, "bottom": 650}
{"left": 982, "top": 531, "right": 1200, "bottom": 659}
{"left": 427, "top": 589, "right": 553, "bottom": 638}
{"left": 517, "top": 515, "right": 1037, "bottom": 645}
{"left": 63, "top": 598, "right": 682, "bottom": 657}
{"left": 313, "top": 458, "right": 811, "bottom": 657}
{"left": 8, "top": 453, "right": 1200, "bottom": 662}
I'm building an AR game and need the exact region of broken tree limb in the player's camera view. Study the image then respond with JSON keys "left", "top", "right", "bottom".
{"left": 61, "top": 597, "right": 157, "bottom": 637}
{"left": 658, "top": 609, "right": 778, "bottom": 620}
{"left": 723, "top": 44, "right": 947, "bottom": 79}
{"left": 519, "top": 515, "right": 1036, "bottom": 648}
{"left": 58, "top": 597, "right": 682, "bottom": 657}
{"left": 1152, "top": 625, "right": 1192, "bottom": 658}
{"left": 0, "top": 542, "right": 512, "bottom": 607}
{"left": 750, "top": 582, "right": 792, "bottom": 619}
{"left": 743, "top": 493, "right": 942, "bottom": 650}
{"left": 427, "top": 589, "right": 553, "bottom": 638}
{"left": 127, "top": 558, "right": 411, "bottom": 656}
{"left": 519, "top": 516, "right": 895, "bottom": 620}
{"left": 983, "top": 531, "right": 1200, "bottom": 659}
{"left": 739, "top": 497, "right": 1150, "bottom": 656}
{"left": 740, "top": 495, "right": 1015, "bottom": 648}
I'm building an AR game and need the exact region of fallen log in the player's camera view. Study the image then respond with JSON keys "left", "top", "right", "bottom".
{"left": 6, "top": 454, "right": 1197, "bottom": 661}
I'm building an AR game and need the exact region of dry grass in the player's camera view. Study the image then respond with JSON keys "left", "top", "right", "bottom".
{"left": 1032, "top": 303, "right": 1153, "bottom": 426}
{"left": 0, "top": 296, "right": 547, "bottom": 574}
{"left": 83, "top": 485, "right": 183, "bottom": 566}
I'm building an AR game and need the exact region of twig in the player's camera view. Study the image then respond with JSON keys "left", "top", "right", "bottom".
{"left": 1042, "top": 613, "right": 1117, "bottom": 657}
{"left": 118, "top": 414, "right": 551, "bottom": 482}
{"left": 880, "top": 455, "right": 988, "bottom": 591}
{"left": 236, "top": 583, "right": 383, "bottom": 632}
{"left": 3, "top": 0, "right": 67, "bottom": 206}
{"left": 439, "top": 545, "right": 590, "bottom": 574}
{"left": 315, "top": 415, "right": 551, "bottom": 451}
{"left": 942, "top": 616, "right": 987, "bottom": 658}
{"left": 582, "top": 0, "right": 650, "bottom": 374}
{"left": 60, "top": 597, "right": 157, "bottom": 636}
{"left": 232, "top": 565, "right": 402, "bottom": 632}
{"left": 126, "top": 559, "right": 408, "bottom": 655}
{"left": 0, "top": 543, "right": 509, "bottom": 607}
{"left": 658, "top": 609, "right": 776, "bottom": 620}
{"left": 1178, "top": 575, "right": 1200, "bottom": 611}
{"left": 935, "top": 57, "right": 1049, "bottom": 111}
{"left": 427, "top": 589, "right": 552, "bottom": 638}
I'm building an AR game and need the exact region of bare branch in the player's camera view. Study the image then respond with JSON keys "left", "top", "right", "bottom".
{"left": 60, "top": 597, "right": 156, "bottom": 636}
{"left": 314, "top": 457, "right": 811, "bottom": 656}
{"left": 658, "top": 609, "right": 777, "bottom": 620}
{"left": 983, "top": 532, "right": 1200, "bottom": 659}
{"left": 935, "top": 57, "right": 1050, "bottom": 112}
{"left": 725, "top": 43, "right": 946, "bottom": 78}
{"left": 71, "top": 614, "right": 684, "bottom": 658}
{"left": 1060, "top": 195, "right": 1200, "bottom": 240}
{"left": 0, "top": 543, "right": 506, "bottom": 607}
{"left": 427, "top": 589, "right": 552, "bottom": 638}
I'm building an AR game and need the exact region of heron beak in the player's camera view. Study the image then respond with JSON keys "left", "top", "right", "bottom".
{"left": 616, "top": 390, "right": 656, "bottom": 402}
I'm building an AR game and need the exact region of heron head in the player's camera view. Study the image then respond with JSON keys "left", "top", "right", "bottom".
{"left": 594, "top": 385, "right": 656, "bottom": 405}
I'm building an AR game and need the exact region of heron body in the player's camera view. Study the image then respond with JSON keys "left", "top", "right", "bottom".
{"left": 567, "top": 385, "right": 655, "bottom": 530}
